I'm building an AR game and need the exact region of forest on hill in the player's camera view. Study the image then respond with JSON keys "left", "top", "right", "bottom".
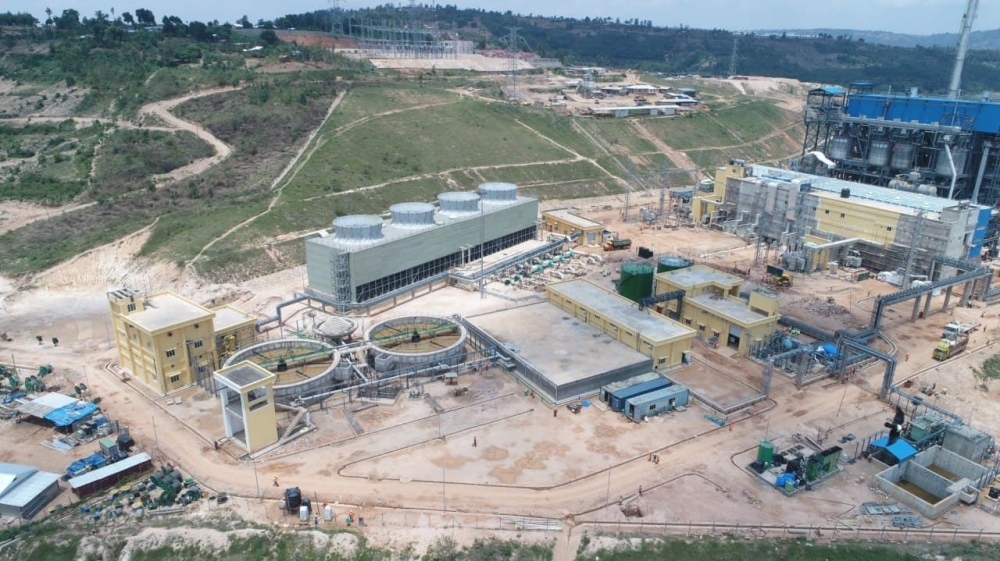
{"left": 274, "top": 4, "right": 1000, "bottom": 94}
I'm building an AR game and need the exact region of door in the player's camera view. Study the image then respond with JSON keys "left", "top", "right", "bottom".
{"left": 727, "top": 325, "right": 742, "bottom": 349}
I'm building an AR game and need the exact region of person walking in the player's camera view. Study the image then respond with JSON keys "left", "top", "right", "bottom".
{"left": 472, "top": 437, "right": 477, "bottom": 447}
{"left": 272, "top": 475, "right": 279, "bottom": 487}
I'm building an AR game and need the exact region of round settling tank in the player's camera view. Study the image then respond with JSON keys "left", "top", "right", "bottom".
{"left": 365, "top": 316, "right": 468, "bottom": 372}
{"left": 618, "top": 262, "right": 655, "bottom": 303}
{"left": 223, "top": 339, "right": 341, "bottom": 402}
{"left": 656, "top": 255, "right": 693, "bottom": 274}
{"left": 333, "top": 215, "right": 384, "bottom": 242}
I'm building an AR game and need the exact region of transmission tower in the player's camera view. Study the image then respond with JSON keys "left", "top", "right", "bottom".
{"left": 328, "top": 0, "right": 345, "bottom": 35}
{"left": 501, "top": 28, "right": 522, "bottom": 100}
{"left": 728, "top": 34, "right": 739, "bottom": 78}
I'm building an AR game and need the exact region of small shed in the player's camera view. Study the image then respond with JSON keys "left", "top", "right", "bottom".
{"left": 599, "top": 372, "right": 660, "bottom": 405}
{"left": 68, "top": 452, "right": 153, "bottom": 498}
{"left": 608, "top": 378, "right": 671, "bottom": 412}
{"left": 0, "top": 463, "right": 61, "bottom": 519}
{"left": 677, "top": 87, "right": 698, "bottom": 97}
{"left": 624, "top": 384, "right": 689, "bottom": 422}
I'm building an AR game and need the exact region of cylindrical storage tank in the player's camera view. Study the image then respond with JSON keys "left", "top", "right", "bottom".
{"left": 890, "top": 143, "right": 916, "bottom": 170}
{"left": 389, "top": 202, "right": 436, "bottom": 228}
{"left": 916, "top": 184, "right": 938, "bottom": 196}
{"left": 868, "top": 140, "right": 891, "bottom": 167}
{"left": 323, "top": 505, "right": 333, "bottom": 521}
{"left": 827, "top": 135, "right": 852, "bottom": 160}
{"left": 478, "top": 182, "right": 518, "bottom": 204}
{"left": 333, "top": 215, "right": 384, "bottom": 242}
{"left": 757, "top": 440, "right": 774, "bottom": 466}
{"left": 299, "top": 505, "right": 309, "bottom": 521}
{"left": 437, "top": 191, "right": 481, "bottom": 216}
{"left": 618, "top": 262, "right": 655, "bottom": 303}
{"left": 657, "top": 255, "right": 693, "bottom": 273}
{"left": 936, "top": 149, "right": 968, "bottom": 177}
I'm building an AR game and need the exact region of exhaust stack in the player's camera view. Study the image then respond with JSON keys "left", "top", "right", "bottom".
{"left": 948, "top": 0, "right": 979, "bottom": 100}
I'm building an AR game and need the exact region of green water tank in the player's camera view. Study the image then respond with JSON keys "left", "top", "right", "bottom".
{"left": 618, "top": 262, "right": 655, "bottom": 302}
{"left": 805, "top": 456, "right": 822, "bottom": 481}
{"left": 784, "top": 480, "right": 794, "bottom": 493}
{"left": 657, "top": 255, "right": 693, "bottom": 273}
{"left": 756, "top": 440, "right": 774, "bottom": 467}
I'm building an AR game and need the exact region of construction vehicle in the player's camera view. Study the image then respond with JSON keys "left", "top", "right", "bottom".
{"left": 603, "top": 238, "right": 632, "bottom": 251}
{"left": 933, "top": 333, "right": 969, "bottom": 361}
{"left": 942, "top": 321, "right": 980, "bottom": 339}
{"left": 773, "top": 272, "right": 793, "bottom": 287}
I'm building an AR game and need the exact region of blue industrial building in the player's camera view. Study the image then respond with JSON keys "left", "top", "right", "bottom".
{"left": 624, "top": 384, "right": 689, "bottom": 422}
{"left": 606, "top": 377, "right": 671, "bottom": 412}
{"left": 800, "top": 83, "right": 1000, "bottom": 251}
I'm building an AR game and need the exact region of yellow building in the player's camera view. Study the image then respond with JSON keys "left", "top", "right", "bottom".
{"left": 213, "top": 361, "right": 278, "bottom": 454}
{"left": 654, "top": 265, "right": 779, "bottom": 355}
{"left": 108, "top": 289, "right": 257, "bottom": 395}
{"left": 546, "top": 279, "right": 696, "bottom": 368}
{"left": 541, "top": 208, "right": 604, "bottom": 246}
{"left": 691, "top": 159, "right": 751, "bottom": 224}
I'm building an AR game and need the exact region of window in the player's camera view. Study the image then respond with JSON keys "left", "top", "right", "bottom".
{"left": 169, "top": 374, "right": 181, "bottom": 384}
{"left": 712, "top": 331, "right": 720, "bottom": 338}
{"left": 840, "top": 213, "right": 845, "bottom": 218}
{"left": 658, "top": 358, "right": 666, "bottom": 365}
{"left": 167, "top": 331, "right": 173, "bottom": 337}
{"left": 823, "top": 210, "right": 829, "bottom": 215}
{"left": 684, "top": 318, "right": 692, "bottom": 325}
{"left": 649, "top": 404, "right": 657, "bottom": 411}
{"left": 887, "top": 227, "right": 892, "bottom": 232}
{"left": 194, "top": 340, "right": 203, "bottom": 349}
{"left": 127, "top": 303, "right": 136, "bottom": 312}
{"left": 699, "top": 324, "right": 706, "bottom": 331}
{"left": 166, "top": 349, "right": 176, "bottom": 358}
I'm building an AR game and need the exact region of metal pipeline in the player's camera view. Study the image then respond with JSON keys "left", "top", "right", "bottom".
{"left": 945, "top": 144, "right": 958, "bottom": 199}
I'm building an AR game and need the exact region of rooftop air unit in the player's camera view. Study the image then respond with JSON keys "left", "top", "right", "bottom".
{"left": 389, "top": 202, "right": 436, "bottom": 229}
{"left": 437, "top": 192, "right": 481, "bottom": 216}
{"left": 332, "top": 215, "right": 384, "bottom": 242}
{"left": 478, "top": 182, "right": 519, "bottom": 204}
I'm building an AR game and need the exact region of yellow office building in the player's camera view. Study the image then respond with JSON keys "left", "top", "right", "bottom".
{"left": 108, "top": 289, "right": 257, "bottom": 395}
{"left": 541, "top": 208, "right": 605, "bottom": 246}
{"left": 654, "top": 265, "right": 779, "bottom": 356}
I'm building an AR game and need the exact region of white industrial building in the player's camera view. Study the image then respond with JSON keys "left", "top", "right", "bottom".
{"left": 306, "top": 183, "right": 539, "bottom": 303}
{"left": 0, "top": 463, "right": 61, "bottom": 519}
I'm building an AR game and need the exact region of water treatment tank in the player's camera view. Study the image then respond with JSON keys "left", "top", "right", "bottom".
{"left": 757, "top": 440, "right": 774, "bottom": 467}
{"left": 333, "top": 215, "right": 384, "bottom": 242}
{"left": 656, "top": 255, "right": 692, "bottom": 273}
{"left": 437, "top": 191, "right": 481, "bottom": 216}
{"left": 827, "top": 135, "right": 852, "bottom": 160}
{"left": 868, "top": 140, "right": 891, "bottom": 167}
{"left": 890, "top": 144, "right": 916, "bottom": 170}
{"left": 618, "top": 262, "right": 655, "bottom": 303}
{"left": 936, "top": 148, "right": 968, "bottom": 177}
{"left": 389, "top": 202, "right": 436, "bottom": 228}
{"left": 478, "top": 182, "right": 518, "bottom": 203}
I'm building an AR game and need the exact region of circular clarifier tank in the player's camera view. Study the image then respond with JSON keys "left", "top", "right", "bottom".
{"left": 365, "top": 316, "right": 468, "bottom": 371}
{"left": 224, "top": 339, "right": 340, "bottom": 402}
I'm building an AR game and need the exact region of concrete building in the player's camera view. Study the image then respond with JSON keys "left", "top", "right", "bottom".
{"left": 546, "top": 279, "right": 696, "bottom": 369}
{"left": 592, "top": 105, "right": 678, "bottom": 118}
{"left": 692, "top": 160, "right": 991, "bottom": 274}
{"left": 108, "top": 289, "right": 257, "bottom": 395}
{"left": 305, "top": 183, "right": 539, "bottom": 303}
{"left": 214, "top": 361, "right": 279, "bottom": 455}
{"left": 541, "top": 208, "right": 604, "bottom": 246}
{"left": 654, "top": 265, "right": 780, "bottom": 355}
{"left": 0, "top": 463, "right": 61, "bottom": 519}
{"left": 876, "top": 445, "right": 990, "bottom": 519}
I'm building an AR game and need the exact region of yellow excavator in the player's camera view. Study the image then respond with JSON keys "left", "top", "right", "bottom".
{"left": 773, "top": 272, "right": 793, "bottom": 287}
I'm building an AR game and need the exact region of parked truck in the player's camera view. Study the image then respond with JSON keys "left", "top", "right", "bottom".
{"left": 942, "top": 321, "right": 980, "bottom": 339}
{"left": 603, "top": 238, "right": 632, "bottom": 251}
{"left": 933, "top": 333, "right": 969, "bottom": 361}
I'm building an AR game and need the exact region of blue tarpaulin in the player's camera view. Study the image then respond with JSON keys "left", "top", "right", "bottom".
{"left": 871, "top": 436, "right": 917, "bottom": 463}
{"left": 45, "top": 401, "right": 99, "bottom": 427}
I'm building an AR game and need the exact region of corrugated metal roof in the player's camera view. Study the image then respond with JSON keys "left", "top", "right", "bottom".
{"left": 0, "top": 470, "right": 59, "bottom": 508}
{"left": 16, "top": 393, "right": 78, "bottom": 419}
{"left": 548, "top": 280, "right": 695, "bottom": 342}
{"left": 68, "top": 452, "right": 152, "bottom": 489}
{"left": 627, "top": 383, "right": 688, "bottom": 406}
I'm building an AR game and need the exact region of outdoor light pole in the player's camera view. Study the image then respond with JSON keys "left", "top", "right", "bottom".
{"left": 479, "top": 201, "right": 485, "bottom": 299}
{"left": 605, "top": 465, "right": 611, "bottom": 507}
{"left": 251, "top": 458, "right": 260, "bottom": 500}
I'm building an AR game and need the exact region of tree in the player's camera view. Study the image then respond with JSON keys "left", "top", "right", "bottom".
{"left": 45, "top": 7, "right": 52, "bottom": 25}
{"left": 971, "top": 352, "right": 1000, "bottom": 391}
{"left": 122, "top": 11, "right": 134, "bottom": 26}
{"left": 260, "top": 29, "right": 279, "bottom": 46}
{"left": 238, "top": 15, "right": 252, "bottom": 29}
{"left": 135, "top": 8, "right": 155, "bottom": 26}
{"left": 54, "top": 9, "right": 80, "bottom": 30}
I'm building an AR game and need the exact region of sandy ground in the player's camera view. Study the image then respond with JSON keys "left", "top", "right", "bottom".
{"left": 3, "top": 199, "right": 1000, "bottom": 561}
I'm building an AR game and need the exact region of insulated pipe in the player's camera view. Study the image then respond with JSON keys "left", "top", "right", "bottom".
{"left": 948, "top": 0, "right": 979, "bottom": 100}
{"left": 972, "top": 142, "right": 991, "bottom": 203}
{"left": 945, "top": 144, "right": 958, "bottom": 199}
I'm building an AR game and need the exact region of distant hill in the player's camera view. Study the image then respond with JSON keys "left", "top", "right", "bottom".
{"left": 753, "top": 28, "right": 1000, "bottom": 50}
{"left": 275, "top": 6, "right": 1000, "bottom": 94}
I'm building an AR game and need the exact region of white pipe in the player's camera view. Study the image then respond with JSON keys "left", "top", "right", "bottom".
{"left": 945, "top": 144, "right": 958, "bottom": 199}
{"left": 948, "top": 0, "right": 979, "bottom": 100}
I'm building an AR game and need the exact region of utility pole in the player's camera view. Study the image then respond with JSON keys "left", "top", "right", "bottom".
{"left": 251, "top": 458, "right": 261, "bottom": 500}
{"left": 502, "top": 28, "right": 522, "bottom": 100}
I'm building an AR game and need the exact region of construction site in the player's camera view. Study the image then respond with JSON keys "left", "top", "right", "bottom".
{"left": 3, "top": 2, "right": 1000, "bottom": 559}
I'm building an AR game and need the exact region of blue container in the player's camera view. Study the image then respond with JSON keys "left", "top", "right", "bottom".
{"left": 609, "top": 378, "right": 671, "bottom": 412}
